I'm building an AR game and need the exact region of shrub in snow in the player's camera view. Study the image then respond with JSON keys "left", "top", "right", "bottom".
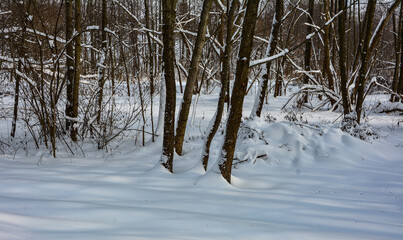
{"left": 341, "top": 113, "right": 377, "bottom": 141}
{"left": 283, "top": 109, "right": 307, "bottom": 123}
{"left": 263, "top": 113, "right": 277, "bottom": 123}
{"left": 237, "top": 118, "right": 268, "bottom": 144}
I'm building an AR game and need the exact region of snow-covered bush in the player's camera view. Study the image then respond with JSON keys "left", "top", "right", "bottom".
{"left": 341, "top": 113, "right": 378, "bottom": 141}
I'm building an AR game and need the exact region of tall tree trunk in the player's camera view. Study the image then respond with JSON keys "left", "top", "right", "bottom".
{"left": 338, "top": 0, "right": 350, "bottom": 115}
{"left": 219, "top": 0, "right": 261, "bottom": 184}
{"left": 251, "top": 0, "right": 283, "bottom": 118}
{"left": 71, "top": 0, "right": 82, "bottom": 141}
{"left": 398, "top": 3, "right": 403, "bottom": 99}
{"left": 356, "top": 0, "right": 377, "bottom": 124}
{"left": 145, "top": 0, "right": 155, "bottom": 141}
{"left": 201, "top": 0, "right": 239, "bottom": 171}
{"left": 96, "top": 0, "right": 107, "bottom": 124}
{"left": 391, "top": 2, "right": 402, "bottom": 102}
{"left": 174, "top": 0, "right": 214, "bottom": 155}
{"left": 65, "top": 0, "right": 75, "bottom": 130}
{"left": 302, "top": 0, "right": 314, "bottom": 103}
{"left": 11, "top": 62, "right": 21, "bottom": 138}
{"left": 323, "top": 0, "right": 336, "bottom": 105}
{"left": 11, "top": 0, "right": 28, "bottom": 138}
{"left": 161, "top": 0, "right": 178, "bottom": 172}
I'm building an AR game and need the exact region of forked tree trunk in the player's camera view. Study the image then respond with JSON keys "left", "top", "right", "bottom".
{"left": 219, "top": 0, "right": 261, "bottom": 184}
{"left": 175, "top": 0, "right": 214, "bottom": 155}
{"left": 201, "top": 0, "right": 239, "bottom": 171}
{"left": 161, "top": 0, "right": 178, "bottom": 172}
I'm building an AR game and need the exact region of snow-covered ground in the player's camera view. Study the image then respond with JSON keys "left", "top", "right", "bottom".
{"left": 0, "top": 90, "right": 402, "bottom": 239}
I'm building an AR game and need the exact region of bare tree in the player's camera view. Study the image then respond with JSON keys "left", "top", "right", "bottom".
{"left": 65, "top": 0, "right": 75, "bottom": 130}
{"left": 356, "top": 0, "right": 377, "bottom": 124}
{"left": 201, "top": 0, "right": 240, "bottom": 171}
{"left": 218, "top": 0, "right": 261, "bottom": 184}
{"left": 161, "top": 0, "right": 178, "bottom": 172}
{"left": 323, "top": 0, "right": 336, "bottom": 106}
{"left": 175, "top": 0, "right": 214, "bottom": 155}
{"left": 302, "top": 0, "right": 314, "bottom": 103}
{"left": 338, "top": 0, "right": 351, "bottom": 116}
{"left": 11, "top": 0, "right": 29, "bottom": 138}
{"left": 391, "top": 2, "right": 402, "bottom": 102}
{"left": 71, "top": 0, "right": 82, "bottom": 141}
{"left": 96, "top": 0, "right": 108, "bottom": 124}
{"left": 145, "top": 0, "right": 156, "bottom": 141}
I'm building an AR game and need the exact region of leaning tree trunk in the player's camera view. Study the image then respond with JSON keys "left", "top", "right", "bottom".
{"left": 161, "top": 0, "right": 178, "bottom": 173}
{"left": 174, "top": 0, "right": 214, "bottom": 155}
{"left": 219, "top": 0, "right": 261, "bottom": 184}
{"left": 251, "top": 0, "right": 283, "bottom": 118}
{"left": 201, "top": 0, "right": 239, "bottom": 171}
{"left": 356, "top": 0, "right": 377, "bottom": 124}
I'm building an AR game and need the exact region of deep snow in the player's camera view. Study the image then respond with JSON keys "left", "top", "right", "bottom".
{"left": 0, "top": 90, "right": 402, "bottom": 239}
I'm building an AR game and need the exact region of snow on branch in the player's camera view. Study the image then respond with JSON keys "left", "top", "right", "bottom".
{"left": 0, "top": 10, "right": 11, "bottom": 15}
{"left": 249, "top": 49, "right": 289, "bottom": 67}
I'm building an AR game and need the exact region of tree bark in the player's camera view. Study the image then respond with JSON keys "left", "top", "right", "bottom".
{"left": 219, "top": 0, "right": 261, "bottom": 183}
{"left": 161, "top": 0, "right": 178, "bottom": 172}
{"left": 175, "top": 0, "right": 214, "bottom": 155}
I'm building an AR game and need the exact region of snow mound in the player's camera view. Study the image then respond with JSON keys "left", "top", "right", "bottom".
{"left": 234, "top": 119, "right": 362, "bottom": 168}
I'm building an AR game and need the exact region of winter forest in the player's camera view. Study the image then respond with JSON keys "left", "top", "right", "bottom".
{"left": 0, "top": 0, "right": 402, "bottom": 239}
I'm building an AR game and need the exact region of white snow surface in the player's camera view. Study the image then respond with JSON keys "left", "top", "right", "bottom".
{"left": 0, "top": 92, "right": 402, "bottom": 240}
